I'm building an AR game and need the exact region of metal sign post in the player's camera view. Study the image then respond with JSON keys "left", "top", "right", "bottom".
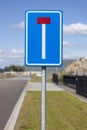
{"left": 42, "top": 66, "right": 46, "bottom": 130}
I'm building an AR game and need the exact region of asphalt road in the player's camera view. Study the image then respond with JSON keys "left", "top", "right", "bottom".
{"left": 0, "top": 79, "right": 27, "bottom": 130}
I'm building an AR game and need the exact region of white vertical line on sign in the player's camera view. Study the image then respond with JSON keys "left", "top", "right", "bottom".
{"left": 42, "top": 24, "right": 46, "bottom": 59}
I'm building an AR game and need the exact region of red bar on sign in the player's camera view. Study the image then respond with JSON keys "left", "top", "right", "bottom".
{"left": 37, "top": 17, "right": 51, "bottom": 24}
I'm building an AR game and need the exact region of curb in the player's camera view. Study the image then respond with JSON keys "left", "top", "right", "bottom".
{"left": 4, "top": 82, "right": 28, "bottom": 130}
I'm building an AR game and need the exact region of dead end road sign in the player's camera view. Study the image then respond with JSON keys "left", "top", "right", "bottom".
{"left": 25, "top": 10, "right": 63, "bottom": 130}
{"left": 25, "top": 10, "right": 63, "bottom": 67}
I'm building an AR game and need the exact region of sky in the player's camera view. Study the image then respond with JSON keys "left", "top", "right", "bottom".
{"left": 0, "top": 0, "right": 87, "bottom": 68}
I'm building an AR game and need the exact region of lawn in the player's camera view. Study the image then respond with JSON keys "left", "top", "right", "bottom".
{"left": 14, "top": 91, "right": 87, "bottom": 130}
{"left": 30, "top": 74, "right": 52, "bottom": 82}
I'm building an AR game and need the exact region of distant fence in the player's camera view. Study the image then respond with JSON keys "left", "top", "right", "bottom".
{"left": 52, "top": 73, "right": 58, "bottom": 85}
{"left": 76, "top": 76, "right": 87, "bottom": 97}
{"left": 63, "top": 75, "right": 87, "bottom": 97}
{"left": 63, "top": 75, "right": 76, "bottom": 88}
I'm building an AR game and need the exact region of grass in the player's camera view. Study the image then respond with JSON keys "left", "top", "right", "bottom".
{"left": 30, "top": 74, "right": 52, "bottom": 82}
{"left": 14, "top": 91, "right": 87, "bottom": 130}
{"left": 30, "top": 74, "right": 42, "bottom": 82}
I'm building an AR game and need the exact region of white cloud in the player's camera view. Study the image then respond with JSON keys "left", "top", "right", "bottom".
{"left": 63, "top": 54, "right": 69, "bottom": 59}
{"left": 0, "top": 49, "right": 6, "bottom": 59}
{"left": 64, "top": 23, "right": 87, "bottom": 34}
{"left": 0, "top": 49, "right": 24, "bottom": 58}
{"left": 63, "top": 41, "right": 73, "bottom": 47}
{"left": 0, "top": 49, "right": 4, "bottom": 54}
{"left": 63, "top": 53, "right": 75, "bottom": 59}
{"left": 13, "top": 21, "right": 87, "bottom": 35}
{"left": 0, "top": 49, "right": 24, "bottom": 68}
{"left": 12, "top": 21, "right": 87, "bottom": 35}
{"left": 12, "top": 22, "right": 24, "bottom": 29}
{"left": 0, "top": 59, "right": 3, "bottom": 62}
{"left": 11, "top": 49, "right": 24, "bottom": 55}
{"left": 10, "top": 49, "right": 24, "bottom": 58}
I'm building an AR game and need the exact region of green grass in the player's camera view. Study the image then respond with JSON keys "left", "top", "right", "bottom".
{"left": 30, "top": 74, "right": 42, "bottom": 82}
{"left": 15, "top": 91, "right": 87, "bottom": 130}
{"left": 30, "top": 74, "right": 52, "bottom": 82}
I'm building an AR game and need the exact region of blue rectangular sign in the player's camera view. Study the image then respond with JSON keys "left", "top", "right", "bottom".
{"left": 25, "top": 10, "right": 63, "bottom": 66}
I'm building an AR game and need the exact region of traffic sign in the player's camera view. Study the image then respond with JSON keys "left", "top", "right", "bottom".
{"left": 25, "top": 10, "right": 63, "bottom": 66}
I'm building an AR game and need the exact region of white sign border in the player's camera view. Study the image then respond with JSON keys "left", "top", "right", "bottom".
{"left": 25, "top": 10, "right": 63, "bottom": 66}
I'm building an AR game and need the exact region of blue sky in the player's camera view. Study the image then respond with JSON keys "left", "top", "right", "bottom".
{"left": 0, "top": 0, "right": 87, "bottom": 67}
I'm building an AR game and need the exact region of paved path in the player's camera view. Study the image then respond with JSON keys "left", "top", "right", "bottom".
{"left": 0, "top": 79, "right": 27, "bottom": 130}
{"left": 25, "top": 82, "right": 63, "bottom": 91}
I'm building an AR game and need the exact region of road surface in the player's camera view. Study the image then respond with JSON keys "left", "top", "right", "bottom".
{"left": 0, "top": 78, "right": 27, "bottom": 130}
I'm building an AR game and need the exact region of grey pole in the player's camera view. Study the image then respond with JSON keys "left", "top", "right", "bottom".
{"left": 42, "top": 66, "right": 46, "bottom": 130}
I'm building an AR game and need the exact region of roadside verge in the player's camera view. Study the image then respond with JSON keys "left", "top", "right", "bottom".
{"left": 4, "top": 82, "right": 63, "bottom": 130}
